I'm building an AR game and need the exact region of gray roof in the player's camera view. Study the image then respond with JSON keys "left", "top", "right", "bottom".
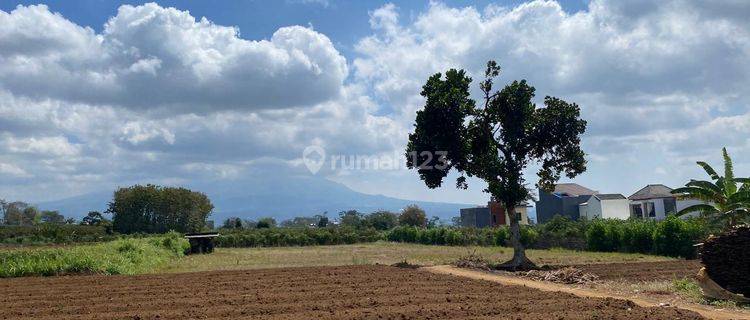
{"left": 595, "top": 193, "right": 626, "bottom": 200}
{"left": 628, "top": 184, "right": 674, "bottom": 200}
{"left": 553, "top": 183, "right": 597, "bottom": 196}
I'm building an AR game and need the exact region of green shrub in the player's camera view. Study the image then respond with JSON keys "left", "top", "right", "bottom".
{"left": 540, "top": 215, "right": 585, "bottom": 238}
{"left": 621, "top": 219, "right": 656, "bottom": 253}
{"left": 519, "top": 226, "right": 539, "bottom": 247}
{"left": 653, "top": 216, "right": 705, "bottom": 258}
{"left": 585, "top": 219, "right": 623, "bottom": 252}
{"left": 0, "top": 234, "right": 189, "bottom": 277}
{"left": 216, "top": 227, "right": 385, "bottom": 248}
{"left": 492, "top": 227, "right": 509, "bottom": 246}
{"left": 0, "top": 225, "right": 113, "bottom": 245}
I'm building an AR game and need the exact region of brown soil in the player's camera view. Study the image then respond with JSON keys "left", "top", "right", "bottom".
{"left": 427, "top": 265, "right": 744, "bottom": 320}
{"left": 573, "top": 260, "right": 703, "bottom": 281}
{"left": 0, "top": 265, "right": 705, "bottom": 320}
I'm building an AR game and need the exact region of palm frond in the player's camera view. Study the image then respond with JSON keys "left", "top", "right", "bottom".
{"left": 697, "top": 161, "right": 720, "bottom": 180}
{"left": 727, "top": 190, "right": 750, "bottom": 205}
{"left": 685, "top": 180, "right": 723, "bottom": 196}
{"left": 671, "top": 186, "right": 723, "bottom": 203}
{"left": 723, "top": 147, "right": 736, "bottom": 195}
{"left": 735, "top": 178, "right": 750, "bottom": 193}
{"left": 716, "top": 177, "right": 725, "bottom": 191}
{"left": 676, "top": 204, "right": 720, "bottom": 217}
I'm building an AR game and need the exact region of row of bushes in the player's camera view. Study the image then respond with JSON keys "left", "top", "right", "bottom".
{"left": 2, "top": 216, "right": 708, "bottom": 259}
{"left": 0, "top": 232, "right": 189, "bottom": 277}
{"left": 386, "top": 225, "right": 539, "bottom": 247}
{"left": 0, "top": 225, "right": 114, "bottom": 245}
{"left": 215, "top": 227, "right": 385, "bottom": 247}
{"left": 586, "top": 217, "right": 706, "bottom": 258}
{"left": 387, "top": 217, "right": 706, "bottom": 258}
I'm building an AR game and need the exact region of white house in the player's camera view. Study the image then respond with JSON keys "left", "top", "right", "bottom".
{"left": 628, "top": 184, "right": 703, "bottom": 220}
{"left": 579, "top": 194, "right": 630, "bottom": 220}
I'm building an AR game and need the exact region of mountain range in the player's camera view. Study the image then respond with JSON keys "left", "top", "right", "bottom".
{"left": 37, "top": 174, "right": 478, "bottom": 224}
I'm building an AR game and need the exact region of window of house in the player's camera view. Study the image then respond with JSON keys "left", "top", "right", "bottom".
{"left": 645, "top": 202, "right": 656, "bottom": 217}
{"left": 664, "top": 198, "right": 676, "bottom": 216}
{"left": 631, "top": 204, "right": 643, "bottom": 218}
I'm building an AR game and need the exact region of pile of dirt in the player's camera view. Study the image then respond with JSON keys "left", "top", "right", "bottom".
{"left": 390, "top": 260, "right": 421, "bottom": 269}
{"left": 0, "top": 265, "right": 707, "bottom": 319}
{"left": 452, "top": 252, "right": 492, "bottom": 270}
{"left": 519, "top": 267, "right": 599, "bottom": 284}
{"left": 701, "top": 225, "right": 750, "bottom": 296}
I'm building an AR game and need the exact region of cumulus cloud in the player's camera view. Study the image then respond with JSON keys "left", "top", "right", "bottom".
{"left": 0, "top": 0, "right": 748, "bottom": 204}
{"left": 1, "top": 135, "right": 80, "bottom": 157}
{"left": 353, "top": 0, "right": 750, "bottom": 164}
{"left": 0, "top": 3, "right": 348, "bottom": 114}
{"left": 0, "top": 162, "right": 29, "bottom": 178}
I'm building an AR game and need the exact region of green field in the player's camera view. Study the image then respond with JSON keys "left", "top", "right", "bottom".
{"left": 159, "top": 241, "right": 674, "bottom": 273}
{"left": 0, "top": 233, "right": 189, "bottom": 277}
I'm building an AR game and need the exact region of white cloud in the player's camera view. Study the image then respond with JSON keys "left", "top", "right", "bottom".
{"left": 1, "top": 135, "right": 80, "bottom": 157}
{"left": 0, "top": 3, "right": 348, "bottom": 114}
{"left": 346, "top": 0, "right": 750, "bottom": 198}
{"left": 0, "top": 162, "right": 29, "bottom": 178}
{"left": 0, "top": 0, "right": 749, "bottom": 206}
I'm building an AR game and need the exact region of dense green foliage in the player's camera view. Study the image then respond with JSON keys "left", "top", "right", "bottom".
{"left": 364, "top": 211, "right": 399, "bottom": 230}
{"left": 1, "top": 200, "right": 75, "bottom": 226}
{"left": 216, "top": 227, "right": 384, "bottom": 247}
{"left": 334, "top": 210, "right": 401, "bottom": 230}
{"left": 0, "top": 225, "right": 113, "bottom": 245}
{"left": 584, "top": 217, "right": 706, "bottom": 258}
{"left": 0, "top": 232, "right": 189, "bottom": 277}
{"left": 387, "top": 225, "right": 538, "bottom": 247}
{"left": 399, "top": 205, "right": 427, "bottom": 227}
{"left": 405, "top": 61, "right": 588, "bottom": 267}
{"left": 108, "top": 184, "right": 213, "bottom": 234}
{"left": 672, "top": 147, "right": 750, "bottom": 227}
{"left": 213, "top": 215, "right": 707, "bottom": 258}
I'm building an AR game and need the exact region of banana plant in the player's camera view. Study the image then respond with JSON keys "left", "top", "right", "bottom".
{"left": 671, "top": 148, "right": 750, "bottom": 227}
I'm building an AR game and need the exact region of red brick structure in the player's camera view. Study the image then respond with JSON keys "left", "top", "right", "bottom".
{"left": 488, "top": 201, "right": 506, "bottom": 226}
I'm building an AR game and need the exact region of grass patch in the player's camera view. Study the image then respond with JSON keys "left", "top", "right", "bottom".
{"left": 672, "top": 278, "right": 750, "bottom": 309}
{"left": 0, "top": 232, "right": 189, "bottom": 277}
{"left": 159, "top": 241, "right": 673, "bottom": 273}
{"left": 672, "top": 278, "right": 703, "bottom": 301}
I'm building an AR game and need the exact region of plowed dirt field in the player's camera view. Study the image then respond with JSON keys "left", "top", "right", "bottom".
{"left": 0, "top": 265, "right": 705, "bottom": 319}
{"left": 575, "top": 260, "right": 703, "bottom": 281}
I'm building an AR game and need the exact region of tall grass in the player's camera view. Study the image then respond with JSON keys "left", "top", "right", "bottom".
{"left": 0, "top": 232, "right": 189, "bottom": 277}
{"left": 0, "top": 225, "right": 113, "bottom": 245}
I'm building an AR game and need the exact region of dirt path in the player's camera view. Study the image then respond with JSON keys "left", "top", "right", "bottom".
{"left": 424, "top": 265, "right": 748, "bottom": 320}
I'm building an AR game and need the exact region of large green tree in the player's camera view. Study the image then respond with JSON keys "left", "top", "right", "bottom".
{"left": 671, "top": 148, "right": 750, "bottom": 227}
{"left": 1, "top": 201, "right": 37, "bottom": 226}
{"left": 406, "top": 61, "right": 587, "bottom": 269}
{"left": 364, "top": 210, "right": 399, "bottom": 231}
{"left": 399, "top": 205, "right": 427, "bottom": 227}
{"left": 107, "top": 184, "right": 213, "bottom": 234}
{"left": 39, "top": 210, "right": 65, "bottom": 224}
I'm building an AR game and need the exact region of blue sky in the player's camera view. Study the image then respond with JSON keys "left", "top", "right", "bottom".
{"left": 0, "top": 0, "right": 748, "bottom": 207}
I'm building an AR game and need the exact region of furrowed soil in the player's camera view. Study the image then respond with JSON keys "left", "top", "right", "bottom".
{"left": 574, "top": 260, "right": 703, "bottom": 281}
{"left": 0, "top": 265, "right": 705, "bottom": 320}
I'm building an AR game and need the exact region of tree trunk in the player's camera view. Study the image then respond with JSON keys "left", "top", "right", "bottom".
{"left": 497, "top": 205, "right": 537, "bottom": 271}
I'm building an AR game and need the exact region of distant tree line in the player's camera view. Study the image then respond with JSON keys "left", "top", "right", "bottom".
{"left": 219, "top": 204, "right": 438, "bottom": 232}
{"left": 0, "top": 200, "right": 75, "bottom": 226}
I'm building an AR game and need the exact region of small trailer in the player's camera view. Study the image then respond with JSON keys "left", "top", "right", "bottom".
{"left": 184, "top": 232, "right": 219, "bottom": 254}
